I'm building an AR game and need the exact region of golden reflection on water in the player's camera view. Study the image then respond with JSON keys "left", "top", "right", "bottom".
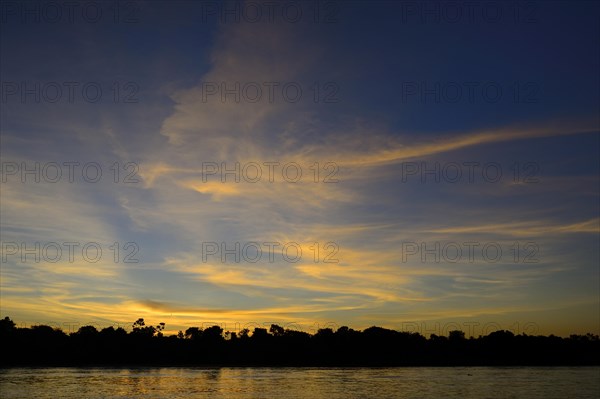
{"left": 0, "top": 367, "right": 599, "bottom": 399}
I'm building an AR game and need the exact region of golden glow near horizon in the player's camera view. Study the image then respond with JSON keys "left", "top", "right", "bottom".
{"left": 1, "top": 1, "right": 598, "bottom": 338}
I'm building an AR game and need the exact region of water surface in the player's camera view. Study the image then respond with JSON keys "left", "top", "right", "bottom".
{"left": 1, "top": 367, "right": 599, "bottom": 398}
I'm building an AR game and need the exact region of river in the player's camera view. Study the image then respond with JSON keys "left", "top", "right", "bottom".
{"left": 1, "top": 367, "right": 598, "bottom": 398}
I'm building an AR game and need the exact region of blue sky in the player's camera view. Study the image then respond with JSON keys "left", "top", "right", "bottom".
{"left": 0, "top": 0, "right": 598, "bottom": 336}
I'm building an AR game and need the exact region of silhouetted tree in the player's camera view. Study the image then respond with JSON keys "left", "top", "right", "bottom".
{"left": 0, "top": 316, "right": 16, "bottom": 334}
{"left": 270, "top": 324, "right": 285, "bottom": 337}
{"left": 239, "top": 328, "right": 250, "bottom": 339}
{"left": 131, "top": 318, "right": 155, "bottom": 337}
{"left": 203, "top": 325, "right": 224, "bottom": 341}
{"left": 185, "top": 327, "right": 202, "bottom": 340}
{"left": 74, "top": 325, "right": 99, "bottom": 337}
{"left": 0, "top": 316, "right": 598, "bottom": 367}
{"left": 155, "top": 322, "right": 165, "bottom": 337}
{"left": 449, "top": 330, "right": 466, "bottom": 341}
{"left": 251, "top": 327, "right": 269, "bottom": 341}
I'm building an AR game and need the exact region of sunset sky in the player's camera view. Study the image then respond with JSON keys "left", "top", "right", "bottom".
{"left": 1, "top": 0, "right": 598, "bottom": 337}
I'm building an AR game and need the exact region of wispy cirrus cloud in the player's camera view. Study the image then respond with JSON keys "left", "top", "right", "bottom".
{"left": 1, "top": 1, "right": 598, "bottom": 337}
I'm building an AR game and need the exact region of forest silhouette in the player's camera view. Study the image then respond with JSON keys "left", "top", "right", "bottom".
{"left": 1, "top": 316, "right": 598, "bottom": 366}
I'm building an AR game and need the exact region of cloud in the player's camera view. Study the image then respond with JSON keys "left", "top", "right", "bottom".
{"left": 2, "top": 2, "right": 598, "bottom": 337}
{"left": 426, "top": 218, "right": 600, "bottom": 236}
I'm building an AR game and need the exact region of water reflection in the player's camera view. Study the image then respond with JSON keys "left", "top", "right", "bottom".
{"left": 0, "top": 367, "right": 599, "bottom": 399}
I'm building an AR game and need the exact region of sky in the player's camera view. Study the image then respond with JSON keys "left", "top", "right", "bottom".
{"left": 0, "top": 0, "right": 598, "bottom": 337}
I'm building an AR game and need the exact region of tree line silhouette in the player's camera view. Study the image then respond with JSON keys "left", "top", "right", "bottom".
{"left": 1, "top": 316, "right": 598, "bottom": 366}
